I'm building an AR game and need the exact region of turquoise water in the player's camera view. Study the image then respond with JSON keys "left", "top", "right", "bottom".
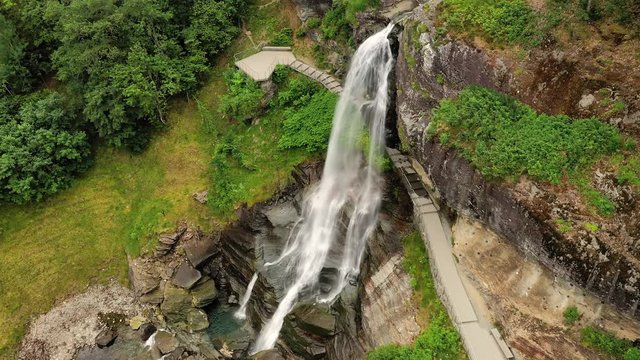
{"left": 207, "top": 304, "right": 244, "bottom": 338}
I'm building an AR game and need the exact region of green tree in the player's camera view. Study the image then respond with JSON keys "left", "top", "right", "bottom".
{"left": 0, "top": 92, "right": 91, "bottom": 204}
{"left": 0, "top": 14, "right": 29, "bottom": 94}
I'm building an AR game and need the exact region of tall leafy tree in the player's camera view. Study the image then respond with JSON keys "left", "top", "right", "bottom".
{"left": 0, "top": 14, "right": 29, "bottom": 94}
{"left": 0, "top": 92, "right": 91, "bottom": 204}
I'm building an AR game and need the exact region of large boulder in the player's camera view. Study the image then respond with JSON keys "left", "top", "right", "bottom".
{"left": 292, "top": 304, "right": 336, "bottom": 337}
{"left": 171, "top": 261, "right": 202, "bottom": 289}
{"left": 155, "top": 330, "right": 178, "bottom": 354}
{"left": 184, "top": 233, "right": 220, "bottom": 267}
{"left": 139, "top": 323, "right": 157, "bottom": 341}
{"left": 250, "top": 349, "right": 286, "bottom": 360}
{"left": 139, "top": 281, "right": 165, "bottom": 305}
{"left": 95, "top": 328, "right": 117, "bottom": 348}
{"left": 190, "top": 277, "right": 218, "bottom": 308}
{"left": 128, "top": 258, "right": 160, "bottom": 295}
{"left": 161, "top": 283, "right": 191, "bottom": 316}
{"left": 186, "top": 308, "right": 209, "bottom": 332}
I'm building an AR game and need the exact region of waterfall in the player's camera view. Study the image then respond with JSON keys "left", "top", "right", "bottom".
{"left": 234, "top": 272, "right": 259, "bottom": 320}
{"left": 251, "top": 24, "right": 396, "bottom": 353}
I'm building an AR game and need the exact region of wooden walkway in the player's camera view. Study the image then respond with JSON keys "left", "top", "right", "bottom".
{"left": 289, "top": 60, "right": 343, "bottom": 93}
{"left": 387, "top": 148, "right": 515, "bottom": 360}
{"left": 235, "top": 47, "right": 342, "bottom": 93}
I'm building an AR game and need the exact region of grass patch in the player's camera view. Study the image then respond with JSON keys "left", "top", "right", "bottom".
{"left": 366, "top": 231, "right": 466, "bottom": 359}
{"left": 0, "top": 96, "right": 215, "bottom": 356}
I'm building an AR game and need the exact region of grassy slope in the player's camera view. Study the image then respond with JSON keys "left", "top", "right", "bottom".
{"left": 0, "top": 0, "right": 301, "bottom": 356}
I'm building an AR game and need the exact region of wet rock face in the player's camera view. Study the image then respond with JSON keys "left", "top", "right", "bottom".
{"left": 212, "top": 162, "right": 416, "bottom": 359}
{"left": 395, "top": 15, "right": 640, "bottom": 319}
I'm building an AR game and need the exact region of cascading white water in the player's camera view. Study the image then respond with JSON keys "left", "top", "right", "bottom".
{"left": 234, "top": 272, "right": 258, "bottom": 320}
{"left": 249, "top": 24, "right": 396, "bottom": 353}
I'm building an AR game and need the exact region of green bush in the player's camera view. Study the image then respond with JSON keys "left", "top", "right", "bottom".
{"left": 305, "top": 16, "right": 321, "bottom": 29}
{"left": 440, "top": 0, "right": 545, "bottom": 47}
{"left": 581, "top": 326, "right": 631, "bottom": 358}
{"left": 270, "top": 27, "right": 294, "bottom": 46}
{"left": 625, "top": 348, "right": 640, "bottom": 360}
{"left": 430, "top": 86, "right": 623, "bottom": 184}
{"left": 0, "top": 92, "right": 92, "bottom": 204}
{"left": 321, "top": 0, "right": 379, "bottom": 42}
{"left": 563, "top": 305, "right": 580, "bottom": 325}
{"left": 272, "top": 64, "right": 292, "bottom": 85}
{"left": 278, "top": 90, "right": 337, "bottom": 153}
{"left": 218, "top": 69, "right": 264, "bottom": 121}
{"left": 272, "top": 76, "right": 322, "bottom": 108}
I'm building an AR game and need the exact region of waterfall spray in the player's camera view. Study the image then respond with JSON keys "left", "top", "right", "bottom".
{"left": 250, "top": 24, "right": 396, "bottom": 353}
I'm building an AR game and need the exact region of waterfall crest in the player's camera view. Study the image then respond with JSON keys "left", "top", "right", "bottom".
{"left": 251, "top": 24, "right": 396, "bottom": 353}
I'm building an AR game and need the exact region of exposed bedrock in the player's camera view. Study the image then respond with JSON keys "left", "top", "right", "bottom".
{"left": 395, "top": 11, "right": 640, "bottom": 319}
{"left": 214, "top": 161, "right": 418, "bottom": 359}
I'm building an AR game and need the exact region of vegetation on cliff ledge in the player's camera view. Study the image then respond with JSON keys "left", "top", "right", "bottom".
{"left": 430, "top": 86, "right": 623, "bottom": 184}
{"left": 429, "top": 86, "right": 640, "bottom": 217}
{"left": 439, "top": 0, "right": 640, "bottom": 48}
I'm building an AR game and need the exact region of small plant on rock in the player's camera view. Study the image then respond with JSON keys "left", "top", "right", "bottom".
{"left": 563, "top": 305, "right": 581, "bottom": 326}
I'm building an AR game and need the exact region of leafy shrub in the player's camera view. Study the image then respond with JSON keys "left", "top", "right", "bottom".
{"left": 306, "top": 16, "right": 321, "bottom": 29}
{"left": 271, "top": 64, "right": 292, "bottom": 84}
{"left": 430, "top": 86, "right": 623, "bottom": 184}
{"left": 563, "top": 305, "right": 580, "bottom": 325}
{"left": 583, "top": 222, "right": 599, "bottom": 232}
{"left": 0, "top": 92, "right": 91, "bottom": 204}
{"left": 321, "top": 0, "right": 379, "bottom": 41}
{"left": 440, "top": 0, "right": 545, "bottom": 47}
{"left": 218, "top": 69, "right": 264, "bottom": 121}
{"left": 272, "top": 76, "right": 322, "bottom": 108}
{"left": 581, "top": 326, "right": 632, "bottom": 358}
{"left": 625, "top": 348, "right": 640, "bottom": 360}
{"left": 278, "top": 90, "right": 337, "bottom": 153}
{"left": 270, "top": 27, "right": 294, "bottom": 46}
{"left": 555, "top": 219, "right": 573, "bottom": 233}
{"left": 321, "top": 1, "right": 350, "bottom": 40}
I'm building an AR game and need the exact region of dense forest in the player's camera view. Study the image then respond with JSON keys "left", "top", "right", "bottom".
{"left": 0, "top": 0, "right": 243, "bottom": 203}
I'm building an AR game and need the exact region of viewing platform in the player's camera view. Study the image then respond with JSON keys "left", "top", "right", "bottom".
{"left": 235, "top": 46, "right": 343, "bottom": 93}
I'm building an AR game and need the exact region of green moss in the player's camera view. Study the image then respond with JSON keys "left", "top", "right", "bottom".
{"left": 583, "top": 222, "right": 599, "bottom": 232}
{"left": 555, "top": 218, "right": 574, "bottom": 233}
{"left": 436, "top": 73, "right": 446, "bottom": 85}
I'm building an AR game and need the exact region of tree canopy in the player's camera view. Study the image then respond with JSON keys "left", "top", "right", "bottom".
{"left": 0, "top": 0, "right": 244, "bottom": 202}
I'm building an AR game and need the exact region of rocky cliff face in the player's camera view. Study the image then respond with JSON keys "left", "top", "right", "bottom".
{"left": 213, "top": 162, "right": 418, "bottom": 359}
{"left": 395, "top": 7, "right": 640, "bottom": 319}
